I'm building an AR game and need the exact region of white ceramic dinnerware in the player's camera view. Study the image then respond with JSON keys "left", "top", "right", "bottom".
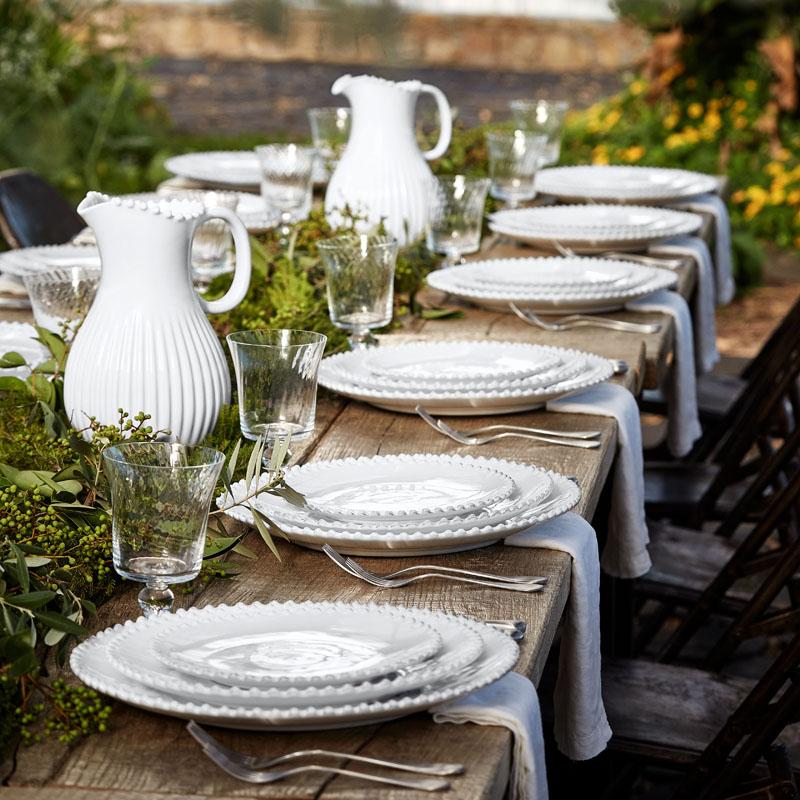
{"left": 489, "top": 204, "right": 702, "bottom": 251}
{"left": 71, "top": 601, "right": 519, "bottom": 730}
{"left": 293, "top": 454, "right": 517, "bottom": 521}
{"left": 164, "top": 151, "right": 261, "bottom": 189}
{"left": 0, "top": 244, "right": 100, "bottom": 277}
{"left": 534, "top": 164, "right": 720, "bottom": 203}
{"left": 317, "top": 340, "right": 614, "bottom": 415}
{"left": 106, "top": 603, "right": 485, "bottom": 708}
{"left": 152, "top": 602, "right": 442, "bottom": 688}
{"left": 221, "top": 455, "right": 579, "bottom": 556}
{"left": 0, "top": 321, "right": 49, "bottom": 376}
{"left": 426, "top": 256, "right": 679, "bottom": 314}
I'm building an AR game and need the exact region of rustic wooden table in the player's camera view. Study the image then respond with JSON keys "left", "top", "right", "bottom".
{"left": 0, "top": 224, "right": 707, "bottom": 800}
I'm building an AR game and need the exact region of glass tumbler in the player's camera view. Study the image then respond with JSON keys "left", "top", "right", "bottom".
{"left": 226, "top": 329, "right": 327, "bottom": 443}
{"left": 22, "top": 265, "right": 101, "bottom": 339}
{"left": 426, "top": 175, "right": 490, "bottom": 266}
{"left": 102, "top": 442, "right": 225, "bottom": 617}
{"left": 486, "top": 129, "right": 549, "bottom": 208}
{"left": 307, "top": 107, "right": 351, "bottom": 182}
{"left": 255, "top": 144, "right": 316, "bottom": 243}
{"left": 510, "top": 99, "right": 570, "bottom": 166}
{"left": 185, "top": 191, "right": 239, "bottom": 286}
{"left": 318, "top": 234, "right": 398, "bottom": 350}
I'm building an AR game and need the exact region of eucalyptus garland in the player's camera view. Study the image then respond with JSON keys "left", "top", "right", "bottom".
{"left": 0, "top": 214, "right": 443, "bottom": 755}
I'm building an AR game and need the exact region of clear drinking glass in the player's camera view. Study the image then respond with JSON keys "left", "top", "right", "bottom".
{"left": 486, "top": 129, "right": 549, "bottom": 208}
{"left": 226, "top": 329, "right": 327, "bottom": 443}
{"left": 185, "top": 191, "right": 239, "bottom": 286}
{"left": 256, "top": 144, "right": 316, "bottom": 243}
{"left": 318, "top": 234, "right": 398, "bottom": 350}
{"left": 510, "top": 100, "right": 570, "bottom": 166}
{"left": 307, "top": 107, "right": 351, "bottom": 182}
{"left": 426, "top": 175, "right": 490, "bottom": 266}
{"left": 102, "top": 442, "right": 225, "bottom": 617}
{"left": 22, "top": 266, "right": 101, "bottom": 339}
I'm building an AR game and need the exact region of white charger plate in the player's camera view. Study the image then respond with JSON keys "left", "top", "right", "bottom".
{"left": 489, "top": 204, "right": 702, "bottom": 251}
{"left": 107, "top": 604, "right": 485, "bottom": 708}
{"left": 535, "top": 165, "right": 719, "bottom": 203}
{"left": 0, "top": 244, "right": 101, "bottom": 277}
{"left": 164, "top": 151, "right": 262, "bottom": 189}
{"left": 291, "top": 454, "right": 517, "bottom": 522}
{"left": 222, "top": 465, "right": 579, "bottom": 556}
{"left": 153, "top": 601, "right": 443, "bottom": 689}
{"left": 360, "top": 340, "right": 564, "bottom": 385}
{"left": 70, "top": 605, "right": 519, "bottom": 731}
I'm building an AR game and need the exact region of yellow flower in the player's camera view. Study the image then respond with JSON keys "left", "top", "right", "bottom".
{"left": 788, "top": 189, "right": 800, "bottom": 205}
{"left": 745, "top": 79, "right": 757, "bottom": 92}
{"left": 665, "top": 133, "right": 685, "bottom": 149}
{"left": 703, "top": 111, "right": 722, "bottom": 131}
{"left": 731, "top": 189, "right": 746, "bottom": 203}
{"left": 746, "top": 186, "right": 769, "bottom": 202}
{"left": 621, "top": 145, "right": 645, "bottom": 162}
{"left": 769, "top": 188, "right": 786, "bottom": 205}
{"left": 734, "top": 116, "right": 747, "bottom": 130}
{"left": 663, "top": 111, "right": 680, "bottom": 130}
{"left": 765, "top": 162, "right": 784, "bottom": 177}
{"left": 708, "top": 98, "right": 722, "bottom": 111}
{"left": 682, "top": 127, "right": 701, "bottom": 144}
{"left": 744, "top": 201, "right": 762, "bottom": 220}
{"left": 733, "top": 98, "right": 747, "bottom": 113}
{"left": 629, "top": 79, "right": 647, "bottom": 96}
{"left": 687, "top": 102, "right": 703, "bottom": 119}
{"left": 795, "top": 235, "right": 800, "bottom": 249}
{"left": 602, "top": 109, "right": 622, "bottom": 130}
{"left": 775, "top": 147, "right": 792, "bottom": 162}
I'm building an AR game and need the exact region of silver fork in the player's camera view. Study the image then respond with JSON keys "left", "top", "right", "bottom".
{"left": 415, "top": 404, "right": 599, "bottom": 440}
{"left": 485, "top": 619, "right": 527, "bottom": 640}
{"left": 425, "top": 413, "right": 601, "bottom": 449}
{"left": 551, "top": 239, "right": 685, "bottom": 271}
{"left": 195, "top": 736, "right": 451, "bottom": 791}
{"left": 509, "top": 302, "right": 661, "bottom": 335}
{"left": 322, "top": 544, "right": 547, "bottom": 586}
{"left": 322, "top": 545, "right": 544, "bottom": 592}
{"left": 187, "top": 722, "right": 463, "bottom": 776}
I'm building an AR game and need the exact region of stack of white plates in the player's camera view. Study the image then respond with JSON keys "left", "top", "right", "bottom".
{"left": 221, "top": 453, "right": 581, "bottom": 556}
{"left": 534, "top": 165, "right": 720, "bottom": 204}
{"left": 0, "top": 244, "right": 100, "bottom": 277}
{"left": 426, "top": 256, "right": 678, "bottom": 314}
{"left": 318, "top": 340, "right": 614, "bottom": 415}
{"left": 70, "top": 600, "right": 519, "bottom": 730}
{"left": 489, "top": 204, "right": 702, "bottom": 251}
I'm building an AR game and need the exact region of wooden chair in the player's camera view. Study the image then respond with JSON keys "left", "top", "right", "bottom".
{"left": 644, "top": 325, "right": 800, "bottom": 527}
{"left": 0, "top": 169, "right": 84, "bottom": 248}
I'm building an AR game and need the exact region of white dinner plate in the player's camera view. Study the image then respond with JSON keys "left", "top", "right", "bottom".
{"left": 464, "top": 258, "right": 635, "bottom": 288}
{"left": 535, "top": 165, "right": 720, "bottom": 203}
{"left": 107, "top": 604, "right": 485, "bottom": 708}
{"left": 291, "top": 454, "right": 517, "bottom": 521}
{"left": 361, "top": 340, "right": 564, "bottom": 385}
{"left": 164, "top": 151, "right": 262, "bottom": 189}
{"left": 152, "top": 601, "right": 442, "bottom": 689}
{"left": 489, "top": 204, "right": 702, "bottom": 251}
{"left": 71, "top": 605, "right": 519, "bottom": 731}
{"left": 222, "top": 465, "right": 579, "bottom": 556}
{"left": 0, "top": 244, "right": 101, "bottom": 277}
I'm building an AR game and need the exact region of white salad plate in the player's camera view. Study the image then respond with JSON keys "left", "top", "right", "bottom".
{"left": 360, "top": 340, "right": 564, "bottom": 385}
{"left": 535, "top": 165, "right": 720, "bottom": 204}
{"left": 0, "top": 322, "right": 49, "bottom": 377}
{"left": 164, "top": 151, "right": 262, "bottom": 189}
{"left": 291, "top": 454, "right": 517, "bottom": 521}
{"left": 463, "top": 258, "right": 636, "bottom": 289}
{"left": 0, "top": 244, "right": 101, "bottom": 277}
{"left": 489, "top": 204, "right": 702, "bottom": 251}
{"left": 221, "top": 462, "right": 579, "bottom": 556}
{"left": 318, "top": 343, "right": 614, "bottom": 416}
{"left": 106, "top": 603, "right": 485, "bottom": 708}
{"left": 141, "top": 191, "right": 276, "bottom": 233}
{"left": 70, "top": 604, "right": 519, "bottom": 731}
{"left": 427, "top": 257, "right": 678, "bottom": 314}
{"left": 153, "top": 601, "right": 443, "bottom": 689}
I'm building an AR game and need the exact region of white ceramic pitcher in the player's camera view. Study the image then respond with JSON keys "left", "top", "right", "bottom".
{"left": 324, "top": 74, "right": 452, "bottom": 245}
{"left": 64, "top": 192, "right": 252, "bottom": 444}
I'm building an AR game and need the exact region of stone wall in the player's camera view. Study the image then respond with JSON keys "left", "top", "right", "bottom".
{"left": 96, "top": 3, "right": 649, "bottom": 73}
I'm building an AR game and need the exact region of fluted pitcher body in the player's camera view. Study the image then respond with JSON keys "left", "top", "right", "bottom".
{"left": 64, "top": 192, "right": 252, "bottom": 444}
{"left": 324, "top": 74, "right": 452, "bottom": 245}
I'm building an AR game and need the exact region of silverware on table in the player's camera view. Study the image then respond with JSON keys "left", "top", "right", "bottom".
{"left": 322, "top": 544, "right": 545, "bottom": 592}
{"left": 612, "top": 359, "right": 629, "bottom": 375}
{"left": 485, "top": 619, "right": 527, "bottom": 640}
{"left": 415, "top": 405, "right": 600, "bottom": 441}
{"left": 421, "top": 410, "right": 600, "bottom": 450}
{"left": 509, "top": 303, "right": 661, "bottom": 335}
{"left": 187, "top": 721, "right": 463, "bottom": 777}
{"left": 551, "top": 240, "right": 685, "bottom": 270}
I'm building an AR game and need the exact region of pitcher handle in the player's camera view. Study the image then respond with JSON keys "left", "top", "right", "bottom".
{"left": 419, "top": 83, "right": 452, "bottom": 161}
{"left": 193, "top": 207, "right": 252, "bottom": 314}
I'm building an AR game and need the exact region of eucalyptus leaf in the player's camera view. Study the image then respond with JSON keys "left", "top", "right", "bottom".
{"left": 8, "top": 591, "right": 56, "bottom": 610}
{"left": 44, "top": 628, "right": 68, "bottom": 647}
{"left": 0, "top": 351, "right": 26, "bottom": 368}
{"left": 23, "top": 556, "right": 51, "bottom": 568}
{"left": 0, "top": 375, "right": 30, "bottom": 394}
{"left": 33, "top": 609, "right": 87, "bottom": 636}
{"left": 34, "top": 327, "right": 66, "bottom": 364}
{"left": 226, "top": 438, "right": 242, "bottom": 484}
{"left": 10, "top": 543, "right": 29, "bottom": 593}
{"left": 250, "top": 506, "right": 282, "bottom": 561}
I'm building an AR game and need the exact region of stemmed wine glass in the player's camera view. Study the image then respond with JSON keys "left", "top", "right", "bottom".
{"left": 256, "top": 144, "right": 316, "bottom": 245}
{"left": 426, "top": 175, "right": 490, "bottom": 267}
{"left": 307, "top": 107, "right": 351, "bottom": 183}
{"left": 318, "top": 234, "right": 398, "bottom": 350}
{"left": 103, "top": 442, "right": 225, "bottom": 617}
{"left": 485, "top": 129, "right": 549, "bottom": 208}
{"left": 509, "top": 99, "right": 570, "bottom": 167}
